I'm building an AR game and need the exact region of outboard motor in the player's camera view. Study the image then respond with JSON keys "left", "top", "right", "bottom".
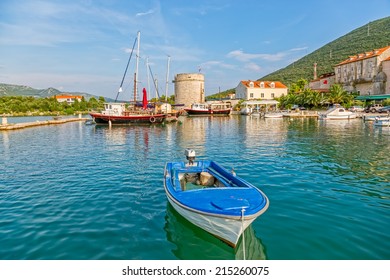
{"left": 185, "top": 149, "right": 196, "bottom": 166}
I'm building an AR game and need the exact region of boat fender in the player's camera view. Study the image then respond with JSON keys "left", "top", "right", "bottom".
{"left": 150, "top": 116, "right": 156, "bottom": 123}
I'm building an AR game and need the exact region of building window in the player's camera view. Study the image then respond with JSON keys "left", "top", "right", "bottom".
{"left": 270, "top": 82, "right": 275, "bottom": 88}
{"left": 249, "top": 81, "right": 254, "bottom": 88}
{"left": 250, "top": 93, "right": 254, "bottom": 98}
{"left": 261, "top": 93, "right": 264, "bottom": 98}
{"left": 271, "top": 93, "right": 275, "bottom": 98}
{"left": 260, "top": 82, "right": 264, "bottom": 88}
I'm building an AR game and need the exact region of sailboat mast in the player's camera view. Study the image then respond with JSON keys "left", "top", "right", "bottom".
{"left": 165, "top": 55, "right": 170, "bottom": 102}
{"left": 146, "top": 57, "right": 150, "bottom": 101}
{"left": 134, "top": 31, "right": 141, "bottom": 103}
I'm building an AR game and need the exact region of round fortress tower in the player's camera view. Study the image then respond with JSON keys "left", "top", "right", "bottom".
{"left": 173, "top": 73, "right": 205, "bottom": 108}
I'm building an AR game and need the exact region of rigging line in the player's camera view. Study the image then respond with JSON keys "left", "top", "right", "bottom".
{"left": 115, "top": 35, "right": 138, "bottom": 102}
{"left": 148, "top": 64, "right": 161, "bottom": 99}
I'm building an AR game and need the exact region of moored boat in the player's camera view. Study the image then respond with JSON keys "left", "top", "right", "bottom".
{"left": 89, "top": 31, "right": 167, "bottom": 125}
{"left": 264, "top": 112, "right": 283, "bottom": 118}
{"left": 163, "top": 149, "right": 269, "bottom": 247}
{"left": 319, "top": 104, "right": 357, "bottom": 120}
{"left": 90, "top": 102, "right": 166, "bottom": 125}
{"left": 184, "top": 102, "right": 231, "bottom": 116}
{"left": 373, "top": 116, "right": 390, "bottom": 127}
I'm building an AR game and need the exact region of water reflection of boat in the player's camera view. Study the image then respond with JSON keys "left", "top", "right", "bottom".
{"left": 164, "top": 203, "right": 266, "bottom": 260}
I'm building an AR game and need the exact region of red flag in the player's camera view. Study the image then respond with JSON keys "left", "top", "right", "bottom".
{"left": 142, "top": 88, "right": 148, "bottom": 110}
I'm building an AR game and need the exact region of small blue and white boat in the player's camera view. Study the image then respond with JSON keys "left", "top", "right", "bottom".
{"left": 163, "top": 149, "right": 269, "bottom": 247}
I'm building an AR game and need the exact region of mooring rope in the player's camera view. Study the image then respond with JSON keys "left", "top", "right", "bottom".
{"left": 241, "top": 207, "right": 246, "bottom": 260}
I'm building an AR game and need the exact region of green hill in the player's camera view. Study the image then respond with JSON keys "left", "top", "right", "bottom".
{"left": 208, "top": 16, "right": 390, "bottom": 99}
{"left": 261, "top": 16, "right": 390, "bottom": 85}
{"left": 0, "top": 83, "right": 114, "bottom": 101}
{"left": 0, "top": 83, "right": 62, "bottom": 98}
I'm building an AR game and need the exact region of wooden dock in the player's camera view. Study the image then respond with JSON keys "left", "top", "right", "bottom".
{"left": 0, "top": 117, "right": 88, "bottom": 131}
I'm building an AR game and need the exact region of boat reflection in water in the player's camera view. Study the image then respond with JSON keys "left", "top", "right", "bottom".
{"left": 164, "top": 203, "right": 267, "bottom": 260}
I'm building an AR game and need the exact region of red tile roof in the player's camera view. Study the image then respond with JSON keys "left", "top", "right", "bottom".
{"left": 241, "top": 80, "right": 287, "bottom": 89}
{"left": 55, "top": 95, "right": 83, "bottom": 99}
{"left": 336, "top": 46, "right": 390, "bottom": 66}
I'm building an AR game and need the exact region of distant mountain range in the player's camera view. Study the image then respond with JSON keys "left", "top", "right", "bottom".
{"left": 0, "top": 83, "right": 117, "bottom": 101}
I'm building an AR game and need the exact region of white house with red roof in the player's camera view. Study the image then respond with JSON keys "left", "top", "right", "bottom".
{"left": 55, "top": 95, "right": 83, "bottom": 104}
{"left": 235, "top": 80, "right": 288, "bottom": 100}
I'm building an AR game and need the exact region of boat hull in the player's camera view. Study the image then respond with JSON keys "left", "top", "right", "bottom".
{"left": 319, "top": 114, "right": 357, "bottom": 120}
{"left": 374, "top": 117, "right": 390, "bottom": 126}
{"left": 90, "top": 112, "right": 166, "bottom": 124}
{"left": 166, "top": 192, "right": 256, "bottom": 247}
{"left": 184, "top": 109, "right": 231, "bottom": 116}
{"left": 163, "top": 160, "right": 269, "bottom": 247}
{"left": 264, "top": 113, "right": 283, "bottom": 118}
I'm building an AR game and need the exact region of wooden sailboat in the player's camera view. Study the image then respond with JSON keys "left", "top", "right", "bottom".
{"left": 90, "top": 31, "right": 167, "bottom": 125}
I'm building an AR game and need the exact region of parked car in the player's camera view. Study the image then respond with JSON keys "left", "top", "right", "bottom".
{"left": 364, "top": 104, "right": 384, "bottom": 113}
{"left": 349, "top": 106, "right": 364, "bottom": 112}
{"left": 377, "top": 105, "right": 390, "bottom": 113}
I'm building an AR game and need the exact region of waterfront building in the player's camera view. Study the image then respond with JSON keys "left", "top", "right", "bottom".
{"left": 309, "top": 63, "right": 335, "bottom": 93}
{"left": 334, "top": 45, "right": 390, "bottom": 96}
{"left": 235, "top": 80, "right": 288, "bottom": 100}
{"left": 55, "top": 95, "right": 83, "bottom": 104}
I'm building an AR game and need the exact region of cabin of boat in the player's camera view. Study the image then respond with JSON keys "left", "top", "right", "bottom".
{"left": 185, "top": 101, "right": 231, "bottom": 115}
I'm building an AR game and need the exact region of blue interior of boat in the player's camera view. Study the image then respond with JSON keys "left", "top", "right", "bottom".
{"left": 165, "top": 160, "right": 268, "bottom": 216}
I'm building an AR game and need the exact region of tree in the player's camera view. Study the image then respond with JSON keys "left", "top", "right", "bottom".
{"left": 326, "top": 84, "right": 354, "bottom": 106}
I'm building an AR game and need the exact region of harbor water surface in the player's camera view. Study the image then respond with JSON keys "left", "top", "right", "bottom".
{"left": 0, "top": 116, "right": 389, "bottom": 259}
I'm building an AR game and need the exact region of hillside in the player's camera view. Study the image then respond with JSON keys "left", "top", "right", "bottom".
{"left": 0, "top": 83, "right": 111, "bottom": 101}
{"left": 207, "top": 16, "right": 390, "bottom": 99}
{"left": 260, "top": 16, "right": 390, "bottom": 85}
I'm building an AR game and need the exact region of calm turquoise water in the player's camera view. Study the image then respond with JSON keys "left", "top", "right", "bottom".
{"left": 0, "top": 116, "right": 389, "bottom": 260}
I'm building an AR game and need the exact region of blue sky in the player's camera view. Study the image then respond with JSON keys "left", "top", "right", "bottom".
{"left": 0, "top": 0, "right": 389, "bottom": 99}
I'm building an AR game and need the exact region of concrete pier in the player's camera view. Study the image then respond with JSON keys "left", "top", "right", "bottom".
{"left": 0, "top": 117, "right": 88, "bottom": 131}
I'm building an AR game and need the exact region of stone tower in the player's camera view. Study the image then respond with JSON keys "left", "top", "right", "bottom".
{"left": 173, "top": 73, "right": 205, "bottom": 108}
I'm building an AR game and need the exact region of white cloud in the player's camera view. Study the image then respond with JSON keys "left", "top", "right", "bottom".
{"left": 244, "top": 62, "right": 262, "bottom": 72}
{"left": 200, "top": 60, "right": 235, "bottom": 70}
{"left": 136, "top": 9, "right": 154, "bottom": 17}
{"left": 227, "top": 47, "right": 308, "bottom": 63}
{"left": 227, "top": 50, "right": 284, "bottom": 62}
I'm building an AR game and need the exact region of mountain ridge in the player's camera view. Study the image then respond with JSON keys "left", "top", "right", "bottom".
{"left": 0, "top": 83, "right": 116, "bottom": 101}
